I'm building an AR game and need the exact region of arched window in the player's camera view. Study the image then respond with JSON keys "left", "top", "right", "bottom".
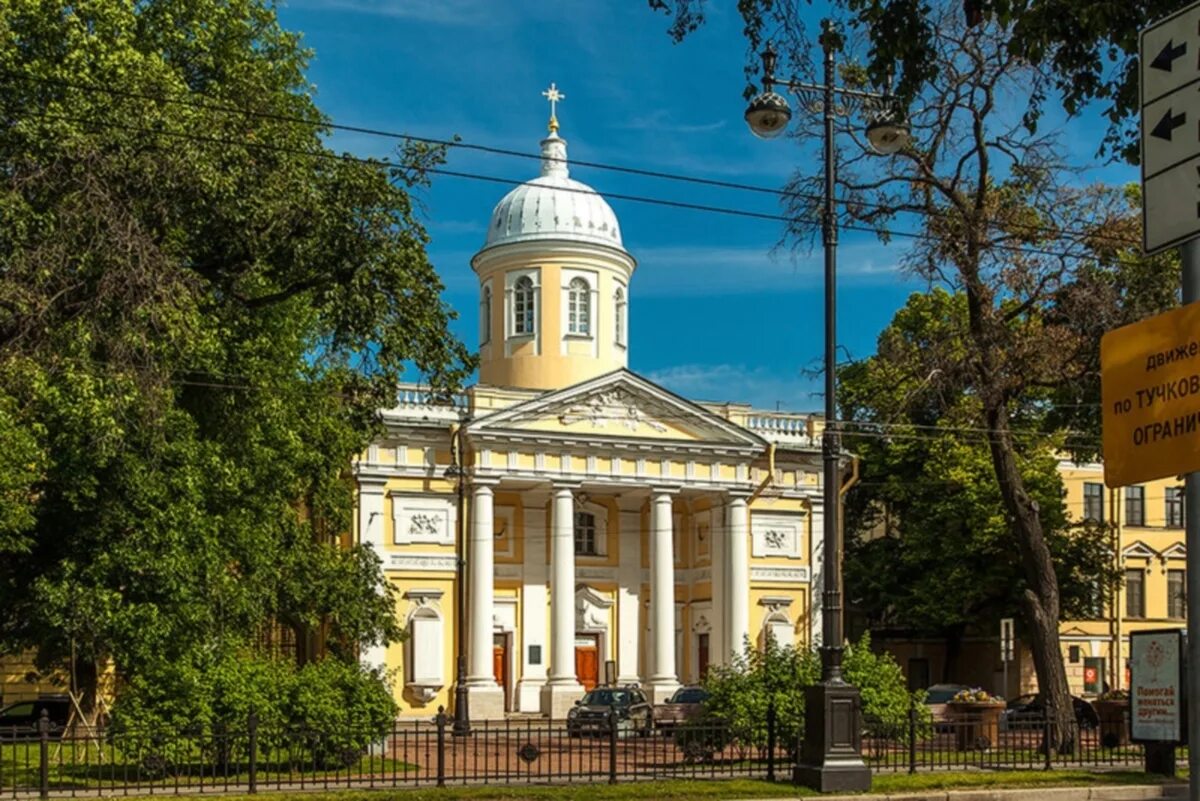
{"left": 480, "top": 284, "right": 492, "bottom": 344}
{"left": 568, "top": 277, "right": 591, "bottom": 335}
{"left": 513, "top": 275, "right": 535, "bottom": 335}
{"left": 614, "top": 286, "right": 627, "bottom": 346}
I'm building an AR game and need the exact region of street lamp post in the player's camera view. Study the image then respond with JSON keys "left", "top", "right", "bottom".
{"left": 445, "top": 423, "right": 471, "bottom": 737}
{"left": 744, "top": 19, "right": 908, "bottom": 793}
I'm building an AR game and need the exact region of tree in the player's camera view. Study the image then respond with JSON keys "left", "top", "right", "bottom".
{"left": 0, "top": 0, "right": 473, "bottom": 712}
{"left": 657, "top": 0, "right": 1176, "bottom": 750}
{"left": 840, "top": 289, "right": 1117, "bottom": 680}
{"left": 649, "top": 0, "right": 1183, "bottom": 161}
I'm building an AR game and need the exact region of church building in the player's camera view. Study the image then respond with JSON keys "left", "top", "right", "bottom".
{"left": 355, "top": 92, "right": 843, "bottom": 719}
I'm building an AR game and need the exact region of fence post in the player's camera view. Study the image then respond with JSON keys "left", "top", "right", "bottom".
{"left": 766, "top": 699, "right": 777, "bottom": 782}
{"left": 608, "top": 708, "right": 619, "bottom": 785}
{"left": 908, "top": 697, "right": 917, "bottom": 775}
{"left": 435, "top": 706, "right": 447, "bottom": 787}
{"left": 38, "top": 708, "right": 49, "bottom": 800}
{"left": 1043, "top": 712, "right": 1053, "bottom": 771}
{"left": 247, "top": 711, "right": 258, "bottom": 794}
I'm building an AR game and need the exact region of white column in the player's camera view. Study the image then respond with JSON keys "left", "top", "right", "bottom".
{"left": 541, "top": 484, "right": 584, "bottom": 717}
{"left": 358, "top": 477, "right": 389, "bottom": 674}
{"left": 516, "top": 493, "right": 549, "bottom": 712}
{"left": 465, "top": 481, "right": 504, "bottom": 718}
{"left": 727, "top": 495, "right": 750, "bottom": 657}
{"left": 617, "top": 499, "right": 644, "bottom": 684}
{"left": 809, "top": 505, "right": 825, "bottom": 648}
{"left": 648, "top": 489, "right": 680, "bottom": 703}
{"left": 710, "top": 504, "right": 727, "bottom": 666}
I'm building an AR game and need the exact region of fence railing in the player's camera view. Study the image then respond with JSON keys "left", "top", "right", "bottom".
{"left": 0, "top": 703, "right": 1153, "bottom": 798}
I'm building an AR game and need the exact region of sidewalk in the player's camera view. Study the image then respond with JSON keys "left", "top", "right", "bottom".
{"left": 798, "top": 783, "right": 1187, "bottom": 801}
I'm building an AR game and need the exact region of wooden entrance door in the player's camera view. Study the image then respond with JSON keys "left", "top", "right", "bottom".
{"left": 575, "top": 637, "right": 599, "bottom": 690}
{"left": 493, "top": 633, "right": 511, "bottom": 711}
{"left": 697, "top": 633, "right": 710, "bottom": 680}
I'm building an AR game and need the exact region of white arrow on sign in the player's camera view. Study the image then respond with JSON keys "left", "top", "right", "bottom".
{"left": 1142, "top": 3, "right": 1200, "bottom": 105}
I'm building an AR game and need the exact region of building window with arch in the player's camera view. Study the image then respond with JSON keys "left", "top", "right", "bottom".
{"left": 614, "top": 286, "right": 627, "bottom": 346}
{"left": 568, "top": 277, "right": 591, "bottom": 335}
{"left": 574, "top": 510, "right": 598, "bottom": 555}
{"left": 480, "top": 284, "right": 492, "bottom": 344}
{"left": 513, "top": 275, "right": 536, "bottom": 335}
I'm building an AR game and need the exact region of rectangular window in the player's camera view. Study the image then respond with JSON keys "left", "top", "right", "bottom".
{"left": 1125, "top": 486, "right": 1145, "bottom": 527}
{"left": 1167, "top": 486, "right": 1185, "bottom": 528}
{"left": 574, "top": 511, "right": 597, "bottom": 556}
{"left": 1125, "top": 568, "right": 1145, "bottom": 619}
{"left": 1169, "top": 569, "right": 1187, "bottom": 619}
{"left": 1083, "top": 482, "right": 1104, "bottom": 523}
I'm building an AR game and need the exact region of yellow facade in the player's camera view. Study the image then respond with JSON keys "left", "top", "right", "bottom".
{"left": 1056, "top": 462, "right": 1189, "bottom": 697}
{"left": 354, "top": 118, "right": 829, "bottom": 718}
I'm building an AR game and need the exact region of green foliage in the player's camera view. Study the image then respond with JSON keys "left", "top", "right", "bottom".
{"left": 0, "top": 0, "right": 471, "bottom": 715}
{"left": 841, "top": 289, "right": 1120, "bottom": 639}
{"left": 684, "top": 634, "right": 926, "bottom": 756}
{"left": 111, "top": 654, "right": 396, "bottom": 771}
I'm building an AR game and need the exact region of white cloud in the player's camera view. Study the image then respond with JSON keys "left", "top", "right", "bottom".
{"left": 627, "top": 241, "right": 907, "bottom": 295}
{"left": 616, "top": 110, "right": 728, "bottom": 135}
{"left": 644, "top": 363, "right": 821, "bottom": 411}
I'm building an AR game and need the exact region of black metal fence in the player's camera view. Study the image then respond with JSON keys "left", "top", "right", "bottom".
{"left": 0, "top": 703, "right": 1152, "bottom": 798}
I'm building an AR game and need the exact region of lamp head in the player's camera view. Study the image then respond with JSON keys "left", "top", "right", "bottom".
{"left": 865, "top": 113, "right": 910, "bottom": 154}
{"left": 744, "top": 91, "right": 792, "bottom": 139}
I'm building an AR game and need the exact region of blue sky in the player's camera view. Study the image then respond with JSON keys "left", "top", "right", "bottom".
{"left": 276, "top": 0, "right": 1139, "bottom": 412}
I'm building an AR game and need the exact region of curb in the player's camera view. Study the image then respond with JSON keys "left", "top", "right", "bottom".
{"left": 763, "top": 783, "right": 1188, "bottom": 801}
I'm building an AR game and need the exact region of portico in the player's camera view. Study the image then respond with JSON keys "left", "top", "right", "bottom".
{"left": 352, "top": 99, "right": 831, "bottom": 720}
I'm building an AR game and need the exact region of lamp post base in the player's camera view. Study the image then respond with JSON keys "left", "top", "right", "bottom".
{"left": 792, "top": 682, "right": 872, "bottom": 792}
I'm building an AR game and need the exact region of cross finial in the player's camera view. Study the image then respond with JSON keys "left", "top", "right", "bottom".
{"left": 542, "top": 82, "right": 565, "bottom": 133}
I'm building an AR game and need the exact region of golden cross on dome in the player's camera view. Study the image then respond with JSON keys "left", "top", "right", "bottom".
{"left": 542, "top": 82, "right": 565, "bottom": 132}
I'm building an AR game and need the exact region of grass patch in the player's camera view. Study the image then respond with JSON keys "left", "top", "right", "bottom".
{"left": 166, "top": 769, "right": 1185, "bottom": 801}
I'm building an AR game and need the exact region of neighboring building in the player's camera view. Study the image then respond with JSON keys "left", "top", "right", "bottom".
{"left": 354, "top": 111, "right": 839, "bottom": 719}
{"left": 869, "top": 462, "right": 1189, "bottom": 702}
{"left": 1056, "top": 462, "right": 1188, "bottom": 697}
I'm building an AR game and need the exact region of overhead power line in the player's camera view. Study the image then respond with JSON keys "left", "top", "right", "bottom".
{"left": 26, "top": 110, "right": 1140, "bottom": 266}
{"left": 7, "top": 71, "right": 1144, "bottom": 250}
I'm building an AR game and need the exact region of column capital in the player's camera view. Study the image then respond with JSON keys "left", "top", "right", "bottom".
{"left": 650, "top": 485, "right": 682, "bottom": 498}
{"left": 724, "top": 490, "right": 752, "bottom": 504}
{"left": 469, "top": 476, "right": 501, "bottom": 489}
{"left": 358, "top": 476, "right": 390, "bottom": 495}
{"left": 550, "top": 481, "right": 581, "bottom": 495}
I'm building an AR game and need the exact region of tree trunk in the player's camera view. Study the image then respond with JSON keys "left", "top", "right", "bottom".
{"left": 70, "top": 652, "right": 99, "bottom": 723}
{"left": 981, "top": 400, "right": 1076, "bottom": 753}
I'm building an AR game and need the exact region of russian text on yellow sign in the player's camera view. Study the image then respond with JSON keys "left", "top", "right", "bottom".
{"left": 1101, "top": 302, "right": 1200, "bottom": 488}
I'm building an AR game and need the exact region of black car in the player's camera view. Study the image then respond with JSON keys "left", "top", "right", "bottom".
{"left": 1004, "top": 694, "right": 1099, "bottom": 730}
{"left": 0, "top": 696, "right": 72, "bottom": 740}
{"left": 566, "top": 687, "right": 653, "bottom": 737}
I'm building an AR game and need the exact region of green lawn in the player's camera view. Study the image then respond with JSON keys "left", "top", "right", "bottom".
{"left": 142, "top": 770, "right": 1186, "bottom": 801}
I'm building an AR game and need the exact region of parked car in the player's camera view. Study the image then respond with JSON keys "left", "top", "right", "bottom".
{"left": 922, "top": 683, "right": 971, "bottom": 729}
{"left": 0, "top": 696, "right": 72, "bottom": 741}
{"left": 1003, "top": 694, "right": 1099, "bottom": 730}
{"left": 566, "top": 687, "right": 653, "bottom": 737}
{"left": 653, "top": 686, "right": 708, "bottom": 731}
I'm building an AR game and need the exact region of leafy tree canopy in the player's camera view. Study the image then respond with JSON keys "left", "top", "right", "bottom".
{"left": 841, "top": 289, "right": 1116, "bottom": 652}
{"left": 649, "top": 0, "right": 1181, "bottom": 161}
{"left": 0, "top": 0, "right": 473, "bottom": 704}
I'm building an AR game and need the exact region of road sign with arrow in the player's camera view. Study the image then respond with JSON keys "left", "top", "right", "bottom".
{"left": 1142, "top": 0, "right": 1200, "bottom": 254}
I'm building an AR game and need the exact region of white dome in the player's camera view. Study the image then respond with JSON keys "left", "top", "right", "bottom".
{"left": 482, "top": 133, "right": 625, "bottom": 251}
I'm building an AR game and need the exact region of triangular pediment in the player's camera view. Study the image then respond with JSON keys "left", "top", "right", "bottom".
{"left": 1122, "top": 540, "right": 1158, "bottom": 559}
{"left": 468, "top": 369, "right": 766, "bottom": 449}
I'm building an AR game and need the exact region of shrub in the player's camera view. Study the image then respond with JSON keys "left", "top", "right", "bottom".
{"left": 695, "top": 632, "right": 930, "bottom": 750}
{"left": 110, "top": 653, "right": 396, "bottom": 771}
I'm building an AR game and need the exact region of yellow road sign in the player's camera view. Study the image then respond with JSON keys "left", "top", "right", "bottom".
{"left": 1101, "top": 302, "right": 1200, "bottom": 487}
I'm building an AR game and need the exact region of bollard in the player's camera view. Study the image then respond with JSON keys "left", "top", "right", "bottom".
{"left": 908, "top": 699, "right": 917, "bottom": 775}
{"left": 766, "top": 700, "right": 777, "bottom": 782}
{"left": 435, "top": 706, "right": 447, "bottom": 787}
{"left": 608, "top": 708, "right": 619, "bottom": 784}
{"left": 247, "top": 711, "right": 258, "bottom": 794}
{"left": 38, "top": 709, "right": 49, "bottom": 800}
